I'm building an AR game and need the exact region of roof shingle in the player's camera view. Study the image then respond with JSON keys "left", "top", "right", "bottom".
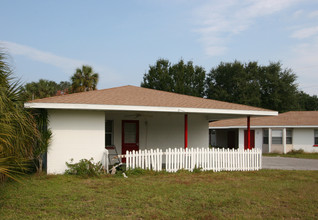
{"left": 28, "top": 85, "right": 272, "bottom": 112}
{"left": 209, "top": 111, "right": 318, "bottom": 127}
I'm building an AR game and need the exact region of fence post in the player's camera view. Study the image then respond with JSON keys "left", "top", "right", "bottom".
{"left": 167, "top": 148, "right": 170, "bottom": 172}
{"left": 104, "top": 150, "right": 109, "bottom": 173}
{"left": 260, "top": 148, "right": 262, "bottom": 170}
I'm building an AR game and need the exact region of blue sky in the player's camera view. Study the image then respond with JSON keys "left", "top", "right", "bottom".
{"left": 1, "top": 0, "right": 318, "bottom": 95}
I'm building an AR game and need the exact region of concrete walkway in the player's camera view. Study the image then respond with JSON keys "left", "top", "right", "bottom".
{"left": 262, "top": 156, "right": 318, "bottom": 170}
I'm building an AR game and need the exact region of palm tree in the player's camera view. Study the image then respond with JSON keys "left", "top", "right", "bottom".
{"left": 21, "top": 79, "right": 58, "bottom": 101}
{"left": 0, "top": 49, "right": 39, "bottom": 181}
{"left": 71, "top": 65, "right": 99, "bottom": 93}
{"left": 32, "top": 109, "right": 52, "bottom": 173}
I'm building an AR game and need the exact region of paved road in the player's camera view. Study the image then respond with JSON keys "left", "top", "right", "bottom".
{"left": 262, "top": 156, "right": 318, "bottom": 170}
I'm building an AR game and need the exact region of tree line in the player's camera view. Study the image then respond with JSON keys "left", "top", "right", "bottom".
{"left": 0, "top": 48, "right": 99, "bottom": 181}
{"left": 141, "top": 59, "right": 318, "bottom": 112}
{"left": 22, "top": 65, "right": 99, "bottom": 101}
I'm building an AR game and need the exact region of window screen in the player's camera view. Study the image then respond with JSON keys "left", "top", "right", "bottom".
{"left": 272, "top": 129, "right": 282, "bottom": 144}
{"left": 124, "top": 123, "right": 137, "bottom": 143}
{"left": 286, "top": 129, "right": 292, "bottom": 144}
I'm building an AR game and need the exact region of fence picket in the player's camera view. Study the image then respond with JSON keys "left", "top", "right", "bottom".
{"left": 110, "top": 147, "right": 262, "bottom": 173}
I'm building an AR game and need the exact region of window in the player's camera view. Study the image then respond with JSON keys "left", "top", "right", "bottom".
{"left": 315, "top": 130, "right": 318, "bottom": 145}
{"left": 210, "top": 130, "right": 216, "bottom": 146}
{"left": 286, "top": 129, "right": 293, "bottom": 144}
{"left": 263, "top": 129, "right": 269, "bottom": 144}
{"left": 105, "top": 120, "right": 114, "bottom": 146}
{"left": 272, "top": 129, "right": 282, "bottom": 144}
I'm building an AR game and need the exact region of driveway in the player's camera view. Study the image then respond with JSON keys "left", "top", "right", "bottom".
{"left": 262, "top": 156, "right": 318, "bottom": 170}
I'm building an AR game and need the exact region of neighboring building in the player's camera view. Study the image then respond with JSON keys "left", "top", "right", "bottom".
{"left": 209, "top": 111, "right": 318, "bottom": 153}
{"left": 25, "top": 85, "right": 276, "bottom": 174}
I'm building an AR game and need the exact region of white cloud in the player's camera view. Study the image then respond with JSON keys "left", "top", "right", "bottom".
{"left": 308, "top": 10, "right": 318, "bottom": 18}
{"left": 286, "top": 37, "right": 318, "bottom": 95}
{"left": 205, "top": 46, "right": 228, "bottom": 56}
{"left": 292, "top": 9, "right": 303, "bottom": 18}
{"left": 193, "top": 0, "right": 300, "bottom": 56}
{"left": 0, "top": 41, "right": 86, "bottom": 74}
{"left": 290, "top": 38, "right": 318, "bottom": 71}
{"left": 0, "top": 41, "right": 123, "bottom": 88}
{"left": 291, "top": 26, "right": 318, "bottom": 39}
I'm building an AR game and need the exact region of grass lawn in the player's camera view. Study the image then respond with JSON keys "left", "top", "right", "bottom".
{"left": 1, "top": 170, "right": 318, "bottom": 219}
{"left": 263, "top": 152, "right": 318, "bottom": 159}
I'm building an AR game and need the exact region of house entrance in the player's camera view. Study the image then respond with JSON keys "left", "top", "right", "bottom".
{"left": 122, "top": 120, "right": 139, "bottom": 162}
{"left": 244, "top": 130, "right": 255, "bottom": 149}
{"left": 227, "top": 130, "right": 236, "bottom": 149}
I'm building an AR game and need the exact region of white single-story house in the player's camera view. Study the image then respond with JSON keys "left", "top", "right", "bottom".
{"left": 209, "top": 111, "right": 318, "bottom": 153}
{"left": 25, "top": 85, "right": 277, "bottom": 174}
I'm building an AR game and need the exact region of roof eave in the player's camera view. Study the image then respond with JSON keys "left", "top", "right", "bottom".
{"left": 24, "top": 102, "right": 278, "bottom": 116}
{"left": 209, "top": 125, "right": 318, "bottom": 129}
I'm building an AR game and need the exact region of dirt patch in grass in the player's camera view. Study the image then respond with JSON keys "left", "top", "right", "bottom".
{"left": 1, "top": 170, "right": 318, "bottom": 219}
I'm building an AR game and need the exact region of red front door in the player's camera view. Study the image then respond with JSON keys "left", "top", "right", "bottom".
{"left": 122, "top": 120, "right": 139, "bottom": 162}
{"left": 244, "top": 130, "right": 255, "bottom": 150}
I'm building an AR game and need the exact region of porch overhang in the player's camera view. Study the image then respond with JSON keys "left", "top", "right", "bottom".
{"left": 209, "top": 125, "right": 318, "bottom": 129}
{"left": 24, "top": 103, "right": 278, "bottom": 120}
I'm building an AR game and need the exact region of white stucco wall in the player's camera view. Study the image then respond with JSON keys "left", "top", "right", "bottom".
{"left": 47, "top": 110, "right": 105, "bottom": 174}
{"left": 271, "top": 144, "right": 283, "bottom": 153}
{"left": 47, "top": 110, "right": 209, "bottom": 173}
{"left": 107, "top": 112, "right": 209, "bottom": 154}
{"left": 293, "top": 128, "right": 318, "bottom": 153}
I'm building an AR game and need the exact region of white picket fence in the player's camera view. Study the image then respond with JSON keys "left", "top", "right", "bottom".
{"left": 103, "top": 147, "right": 262, "bottom": 173}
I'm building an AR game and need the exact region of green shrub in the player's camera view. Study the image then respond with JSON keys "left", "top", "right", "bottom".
{"left": 192, "top": 166, "right": 202, "bottom": 173}
{"left": 287, "top": 149, "right": 305, "bottom": 155}
{"left": 65, "top": 158, "right": 104, "bottom": 177}
{"left": 124, "top": 168, "right": 147, "bottom": 176}
{"left": 176, "top": 169, "right": 191, "bottom": 174}
{"left": 121, "top": 168, "right": 168, "bottom": 177}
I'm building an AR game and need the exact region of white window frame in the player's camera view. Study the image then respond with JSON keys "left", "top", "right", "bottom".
{"left": 314, "top": 130, "right": 318, "bottom": 145}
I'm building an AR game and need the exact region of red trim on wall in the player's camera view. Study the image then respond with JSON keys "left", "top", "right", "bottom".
{"left": 184, "top": 114, "right": 188, "bottom": 149}
{"left": 247, "top": 116, "right": 251, "bottom": 149}
{"left": 313, "top": 145, "right": 318, "bottom": 147}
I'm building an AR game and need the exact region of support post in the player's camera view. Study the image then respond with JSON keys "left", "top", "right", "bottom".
{"left": 184, "top": 114, "right": 188, "bottom": 149}
{"left": 283, "top": 128, "right": 286, "bottom": 154}
{"left": 247, "top": 116, "right": 251, "bottom": 149}
{"left": 268, "top": 128, "right": 272, "bottom": 153}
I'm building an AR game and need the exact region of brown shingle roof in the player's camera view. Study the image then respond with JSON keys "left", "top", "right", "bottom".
{"left": 27, "top": 85, "right": 272, "bottom": 112}
{"left": 209, "top": 111, "right": 318, "bottom": 127}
